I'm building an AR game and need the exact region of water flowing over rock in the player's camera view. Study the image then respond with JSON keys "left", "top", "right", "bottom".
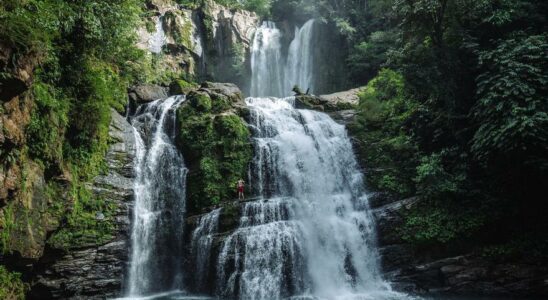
{"left": 250, "top": 20, "right": 317, "bottom": 97}
{"left": 250, "top": 22, "right": 285, "bottom": 98}
{"left": 190, "top": 208, "right": 221, "bottom": 291}
{"left": 285, "top": 20, "right": 316, "bottom": 95}
{"left": 126, "top": 96, "right": 187, "bottom": 296}
{"left": 212, "top": 96, "right": 405, "bottom": 299}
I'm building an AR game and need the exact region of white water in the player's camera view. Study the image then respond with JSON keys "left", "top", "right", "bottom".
{"left": 250, "top": 21, "right": 286, "bottom": 97}
{"left": 285, "top": 20, "right": 316, "bottom": 94}
{"left": 125, "top": 15, "right": 415, "bottom": 300}
{"left": 127, "top": 96, "right": 187, "bottom": 296}
{"left": 217, "top": 197, "right": 306, "bottom": 299}
{"left": 250, "top": 20, "right": 316, "bottom": 97}
{"left": 215, "top": 97, "right": 407, "bottom": 299}
{"left": 191, "top": 208, "right": 221, "bottom": 291}
{"left": 149, "top": 16, "right": 167, "bottom": 53}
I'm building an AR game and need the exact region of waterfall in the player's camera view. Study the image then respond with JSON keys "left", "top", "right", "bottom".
{"left": 250, "top": 21, "right": 285, "bottom": 98}
{"left": 285, "top": 19, "right": 316, "bottom": 95}
{"left": 250, "top": 20, "right": 316, "bottom": 97}
{"left": 149, "top": 15, "right": 166, "bottom": 54}
{"left": 191, "top": 208, "right": 222, "bottom": 292}
{"left": 216, "top": 97, "right": 403, "bottom": 299}
{"left": 126, "top": 96, "right": 187, "bottom": 296}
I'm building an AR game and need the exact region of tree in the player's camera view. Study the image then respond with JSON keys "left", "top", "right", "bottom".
{"left": 472, "top": 32, "right": 548, "bottom": 173}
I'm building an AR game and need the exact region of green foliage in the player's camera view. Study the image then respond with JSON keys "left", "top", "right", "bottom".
{"left": 26, "top": 82, "right": 69, "bottom": 169}
{"left": 0, "top": 203, "right": 16, "bottom": 254}
{"left": 188, "top": 91, "right": 213, "bottom": 112}
{"left": 0, "top": 0, "right": 66, "bottom": 54}
{"left": 164, "top": 10, "right": 194, "bottom": 48}
{"left": 347, "top": 0, "right": 548, "bottom": 250}
{"left": 472, "top": 33, "right": 548, "bottom": 168}
{"left": 177, "top": 92, "right": 252, "bottom": 212}
{"left": 414, "top": 153, "right": 465, "bottom": 199}
{"left": 348, "top": 31, "right": 397, "bottom": 83}
{"left": 1, "top": 0, "right": 144, "bottom": 255}
{"left": 170, "top": 79, "right": 198, "bottom": 95}
{"left": 400, "top": 200, "right": 488, "bottom": 245}
{"left": 350, "top": 69, "right": 418, "bottom": 197}
{"left": 0, "top": 266, "right": 26, "bottom": 300}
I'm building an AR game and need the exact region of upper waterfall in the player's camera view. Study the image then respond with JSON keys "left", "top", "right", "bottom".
{"left": 250, "top": 20, "right": 316, "bottom": 97}
{"left": 285, "top": 19, "right": 316, "bottom": 95}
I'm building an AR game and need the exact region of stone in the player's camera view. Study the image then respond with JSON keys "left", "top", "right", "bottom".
{"left": 293, "top": 87, "right": 361, "bottom": 113}
{"left": 201, "top": 82, "right": 243, "bottom": 102}
{"left": 319, "top": 88, "right": 361, "bottom": 108}
{"left": 29, "top": 109, "right": 136, "bottom": 298}
{"left": 128, "top": 84, "right": 168, "bottom": 104}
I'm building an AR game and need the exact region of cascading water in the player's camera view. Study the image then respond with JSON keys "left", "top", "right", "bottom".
{"left": 214, "top": 17, "right": 412, "bottom": 300}
{"left": 285, "top": 19, "right": 316, "bottom": 94}
{"left": 191, "top": 208, "right": 222, "bottom": 292}
{"left": 217, "top": 197, "right": 306, "bottom": 299}
{"left": 217, "top": 97, "right": 405, "bottom": 299}
{"left": 250, "top": 21, "right": 285, "bottom": 98}
{"left": 250, "top": 20, "right": 316, "bottom": 97}
{"left": 126, "top": 96, "right": 187, "bottom": 297}
{"left": 123, "top": 15, "right": 413, "bottom": 300}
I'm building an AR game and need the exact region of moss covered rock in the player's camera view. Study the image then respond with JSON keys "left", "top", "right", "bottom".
{"left": 177, "top": 83, "right": 252, "bottom": 213}
{"left": 169, "top": 79, "right": 198, "bottom": 95}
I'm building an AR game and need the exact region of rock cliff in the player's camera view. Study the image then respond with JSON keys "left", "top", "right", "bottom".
{"left": 28, "top": 110, "right": 136, "bottom": 299}
{"left": 136, "top": 0, "right": 259, "bottom": 88}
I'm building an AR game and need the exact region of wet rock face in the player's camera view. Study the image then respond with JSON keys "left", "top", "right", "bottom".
{"left": 176, "top": 82, "right": 252, "bottom": 214}
{"left": 204, "top": 0, "right": 258, "bottom": 54}
{"left": 30, "top": 110, "right": 136, "bottom": 299}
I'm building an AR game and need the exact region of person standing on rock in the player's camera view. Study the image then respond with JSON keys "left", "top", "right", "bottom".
{"left": 237, "top": 179, "right": 245, "bottom": 200}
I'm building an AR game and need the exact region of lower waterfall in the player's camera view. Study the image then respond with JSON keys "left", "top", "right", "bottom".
{"left": 126, "top": 96, "right": 187, "bottom": 296}
{"left": 210, "top": 97, "right": 406, "bottom": 299}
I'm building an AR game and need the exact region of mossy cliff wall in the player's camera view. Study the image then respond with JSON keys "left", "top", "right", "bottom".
{"left": 0, "top": 42, "right": 135, "bottom": 298}
{"left": 176, "top": 82, "right": 252, "bottom": 214}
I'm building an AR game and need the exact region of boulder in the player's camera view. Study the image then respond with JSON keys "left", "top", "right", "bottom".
{"left": 294, "top": 87, "right": 362, "bottom": 113}
{"left": 128, "top": 84, "right": 168, "bottom": 104}
{"left": 201, "top": 82, "right": 244, "bottom": 102}
{"left": 319, "top": 88, "right": 361, "bottom": 108}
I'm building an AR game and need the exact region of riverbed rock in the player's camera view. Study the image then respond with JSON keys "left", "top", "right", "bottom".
{"left": 29, "top": 109, "right": 136, "bottom": 299}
